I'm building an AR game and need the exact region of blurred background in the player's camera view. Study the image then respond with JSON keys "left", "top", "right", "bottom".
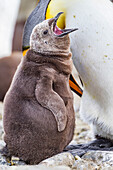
{"left": 12, "top": 0, "right": 38, "bottom": 52}
{"left": 0, "top": 0, "right": 38, "bottom": 101}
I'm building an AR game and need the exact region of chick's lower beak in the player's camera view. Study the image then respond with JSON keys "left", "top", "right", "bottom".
{"left": 57, "top": 28, "right": 78, "bottom": 37}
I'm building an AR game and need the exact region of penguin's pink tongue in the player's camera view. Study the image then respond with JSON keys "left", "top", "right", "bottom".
{"left": 54, "top": 25, "right": 63, "bottom": 35}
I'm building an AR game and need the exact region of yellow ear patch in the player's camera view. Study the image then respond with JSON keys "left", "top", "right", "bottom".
{"left": 46, "top": 0, "right": 66, "bottom": 29}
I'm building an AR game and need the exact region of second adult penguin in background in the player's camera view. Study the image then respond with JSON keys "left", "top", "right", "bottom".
{"left": 3, "top": 13, "right": 78, "bottom": 164}
{"left": 0, "top": 52, "right": 21, "bottom": 101}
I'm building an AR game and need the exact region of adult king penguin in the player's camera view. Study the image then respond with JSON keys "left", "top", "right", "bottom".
{"left": 22, "top": 0, "right": 113, "bottom": 150}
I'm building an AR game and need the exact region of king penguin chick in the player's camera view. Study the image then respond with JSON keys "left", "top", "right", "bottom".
{"left": 3, "top": 13, "right": 77, "bottom": 164}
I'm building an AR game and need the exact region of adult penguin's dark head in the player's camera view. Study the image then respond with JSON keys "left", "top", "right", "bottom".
{"left": 22, "top": 0, "right": 51, "bottom": 56}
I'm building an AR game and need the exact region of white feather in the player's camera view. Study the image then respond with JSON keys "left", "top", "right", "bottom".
{"left": 65, "top": 0, "right": 113, "bottom": 140}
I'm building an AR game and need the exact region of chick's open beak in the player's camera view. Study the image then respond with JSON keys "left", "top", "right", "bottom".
{"left": 48, "top": 12, "right": 78, "bottom": 37}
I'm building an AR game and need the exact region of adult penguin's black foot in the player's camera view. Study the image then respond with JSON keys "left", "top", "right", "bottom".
{"left": 64, "top": 138, "right": 113, "bottom": 157}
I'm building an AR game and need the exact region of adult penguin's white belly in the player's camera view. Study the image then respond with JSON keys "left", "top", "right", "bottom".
{"left": 66, "top": 0, "right": 113, "bottom": 140}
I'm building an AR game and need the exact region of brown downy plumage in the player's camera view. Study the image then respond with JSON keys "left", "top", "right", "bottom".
{"left": 3, "top": 12, "right": 77, "bottom": 164}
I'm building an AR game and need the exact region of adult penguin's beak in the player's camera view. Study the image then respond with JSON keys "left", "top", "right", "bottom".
{"left": 49, "top": 12, "right": 78, "bottom": 37}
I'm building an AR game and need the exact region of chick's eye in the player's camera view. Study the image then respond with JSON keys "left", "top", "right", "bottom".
{"left": 43, "top": 29, "right": 48, "bottom": 35}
